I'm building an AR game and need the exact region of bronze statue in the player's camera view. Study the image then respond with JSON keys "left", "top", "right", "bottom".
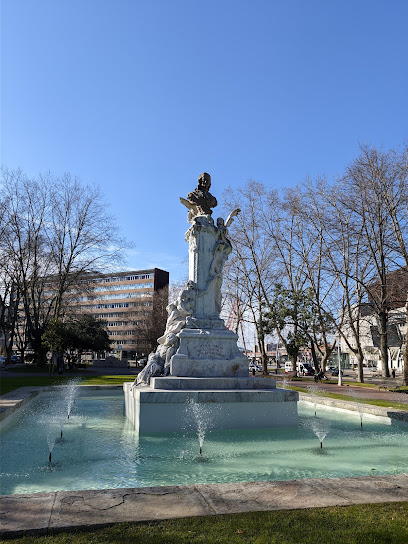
{"left": 180, "top": 172, "right": 218, "bottom": 220}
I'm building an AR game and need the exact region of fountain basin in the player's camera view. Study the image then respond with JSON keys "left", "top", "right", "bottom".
{"left": 2, "top": 389, "right": 408, "bottom": 497}
{"left": 123, "top": 380, "right": 299, "bottom": 433}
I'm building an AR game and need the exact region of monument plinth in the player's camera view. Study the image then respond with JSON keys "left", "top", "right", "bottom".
{"left": 124, "top": 173, "right": 298, "bottom": 433}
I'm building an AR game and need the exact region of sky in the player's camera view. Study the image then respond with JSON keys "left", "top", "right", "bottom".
{"left": 1, "top": 0, "right": 408, "bottom": 283}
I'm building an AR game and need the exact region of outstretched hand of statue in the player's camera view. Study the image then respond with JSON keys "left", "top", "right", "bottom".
{"left": 225, "top": 208, "right": 240, "bottom": 227}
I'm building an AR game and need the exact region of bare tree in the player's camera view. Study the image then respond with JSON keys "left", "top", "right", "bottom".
{"left": 257, "top": 188, "right": 315, "bottom": 372}
{"left": 377, "top": 144, "right": 408, "bottom": 384}
{"left": 222, "top": 181, "right": 277, "bottom": 375}
{"left": 47, "top": 173, "right": 125, "bottom": 319}
{"left": 285, "top": 182, "right": 338, "bottom": 371}
{"left": 308, "top": 177, "right": 373, "bottom": 382}
{"left": 0, "top": 168, "right": 126, "bottom": 366}
{"left": 342, "top": 147, "right": 403, "bottom": 377}
{"left": 132, "top": 287, "right": 169, "bottom": 354}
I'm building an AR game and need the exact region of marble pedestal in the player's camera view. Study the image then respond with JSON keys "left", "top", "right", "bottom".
{"left": 170, "top": 327, "right": 248, "bottom": 377}
{"left": 123, "top": 377, "right": 299, "bottom": 434}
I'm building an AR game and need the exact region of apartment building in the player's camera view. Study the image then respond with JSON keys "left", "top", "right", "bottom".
{"left": 338, "top": 267, "right": 408, "bottom": 373}
{"left": 75, "top": 268, "right": 169, "bottom": 359}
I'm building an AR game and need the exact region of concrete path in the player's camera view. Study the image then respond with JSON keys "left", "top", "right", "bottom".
{"left": 1, "top": 474, "right": 408, "bottom": 537}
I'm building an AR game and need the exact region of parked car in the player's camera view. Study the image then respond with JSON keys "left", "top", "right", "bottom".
{"left": 299, "top": 363, "right": 315, "bottom": 376}
{"left": 11, "top": 355, "right": 20, "bottom": 363}
{"left": 331, "top": 368, "right": 343, "bottom": 376}
{"left": 284, "top": 361, "right": 314, "bottom": 375}
{"left": 0, "top": 356, "right": 6, "bottom": 369}
{"left": 249, "top": 363, "right": 262, "bottom": 372}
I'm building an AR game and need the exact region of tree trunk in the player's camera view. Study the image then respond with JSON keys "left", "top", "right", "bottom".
{"left": 31, "top": 336, "right": 48, "bottom": 367}
{"left": 403, "top": 303, "right": 408, "bottom": 386}
{"left": 289, "top": 354, "right": 297, "bottom": 374}
{"left": 5, "top": 343, "right": 13, "bottom": 366}
{"left": 320, "top": 352, "right": 329, "bottom": 373}
{"left": 310, "top": 341, "right": 319, "bottom": 372}
{"left": 379, "top": 310, "right": 390, "bottom": 377}
{"left": 257, "top": 328, "right": 268, "bottom": 376}
{"left": 356, "top": 349, "right": 364, "bottom": 383}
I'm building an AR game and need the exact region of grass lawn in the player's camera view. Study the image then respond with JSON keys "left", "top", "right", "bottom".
{"left": 1, "top": 502, "right": 408, "bottom": 543}
{"left": 0, "top": 375, "right": 133, "bottom": 396}
{"left": 287, "top": 385, "right": 408, "bottom": 411}
{"left": 2, "top": 375, "right": 408, "bottom": 411}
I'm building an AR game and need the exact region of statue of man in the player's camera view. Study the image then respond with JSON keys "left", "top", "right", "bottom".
{"left": 180, "top": 172, "right": 218, "bottom": 220}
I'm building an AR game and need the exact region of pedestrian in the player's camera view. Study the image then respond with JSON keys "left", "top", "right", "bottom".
{"left": 392, "top": 368, "right": 396, "bottom": 379}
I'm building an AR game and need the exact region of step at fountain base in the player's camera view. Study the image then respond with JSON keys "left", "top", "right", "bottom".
{"left": 123, "top": 381, "right": 299, "bottom": 433}
{"left": 150, "top": 376, "right": 277, "bottom": 390}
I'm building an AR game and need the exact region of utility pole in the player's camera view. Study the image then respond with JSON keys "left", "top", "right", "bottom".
{"left": 337, "top": 341, "right": 343, "bottom": 386}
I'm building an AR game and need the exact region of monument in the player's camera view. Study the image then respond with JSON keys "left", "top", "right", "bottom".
{"left": 124, "top": 173, "right": 298, "bottom": 433}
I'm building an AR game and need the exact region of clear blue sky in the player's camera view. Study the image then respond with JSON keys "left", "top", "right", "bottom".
{"left": 1, "top": 0, "right": 407, "bottom": 282}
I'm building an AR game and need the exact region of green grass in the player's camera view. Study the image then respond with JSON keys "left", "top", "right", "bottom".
{"left": 1, "top": 502, "right": 408, "bottom": 543}
{"left": 80, "top": 375, "right": 135, "bottom": 386}
{"left": 2, "top": 375, "right": 408, "bottom": 412}
{"left": 287, "top": 385, "right": 408, "bottom": 411}
{"left": 0, "top": 375, "right": 133, "bottom": 396}
{"left": 0, "top": 376, "right": 78, "bottom": 396}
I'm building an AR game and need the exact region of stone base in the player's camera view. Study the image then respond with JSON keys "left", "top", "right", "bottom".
{"left": 170, "top": 328, "right": 248, "bottom": 377}
{"left": 123, "top": 381, "right": 299, "bottom": 433}
{"left": 151, "top": 376, "right": 277, "bottom": 390}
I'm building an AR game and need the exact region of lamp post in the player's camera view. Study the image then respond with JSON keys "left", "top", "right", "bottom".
{"left": 337, "top": 342, "right": 343, "bottom": 386}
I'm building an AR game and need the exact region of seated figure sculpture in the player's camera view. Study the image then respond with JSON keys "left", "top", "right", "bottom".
{"left": 133, "top": 281, "right": 196, "bottom": 386}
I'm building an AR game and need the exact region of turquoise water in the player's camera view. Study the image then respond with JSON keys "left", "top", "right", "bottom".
{"left": 1, "top": 389, "right": 407, "bottom": 495}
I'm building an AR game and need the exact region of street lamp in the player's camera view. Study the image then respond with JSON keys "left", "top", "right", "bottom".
{"left": 337, "top": 342, "right": 343, "bottom": 386}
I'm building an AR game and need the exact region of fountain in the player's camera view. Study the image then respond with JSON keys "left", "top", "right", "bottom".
{"left": 41, "top": 379, "right": 81, "bottom": 463}
{"left": 304, "top": 418, "right": 330, "bottom": 449}
{"left": 350, "top": 389, "right": 364, "bottom": 428}
{"left": 124, "top": 173, "right": 298, "bottom": 433}
{"left": 65, "top": 378, "right": 80, "bottom": 419}
{"left": 186, "top": 397, "right": 220, "bottom": 456}
{"left": 307, "top": 384, "right": 324, "bottom": 417}
{"left": 2, "top": 390, "right": 408, "bottom": 496}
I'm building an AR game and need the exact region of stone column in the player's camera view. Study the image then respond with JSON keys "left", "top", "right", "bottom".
{"left": 186, "top": 215, "right": 218, "bottom": 319}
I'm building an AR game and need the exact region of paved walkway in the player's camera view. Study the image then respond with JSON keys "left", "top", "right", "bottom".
{"left": 1, "top": 475, "right": 408, "bottom": 537}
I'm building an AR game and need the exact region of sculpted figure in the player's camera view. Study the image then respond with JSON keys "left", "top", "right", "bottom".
{"left": 133, "top": 281, "right": 196, "bottom": 386}
{"left": 135, "top": 352, "right": 163, "bottom": 386}
{"left": 206, "top": 210, "right": 240, "bottom": 316}
{"left": 157, "top": 280, "right": 196, "bottom": 344}
{"left": 180, "top": 172, "right": 218, "bottom": 221}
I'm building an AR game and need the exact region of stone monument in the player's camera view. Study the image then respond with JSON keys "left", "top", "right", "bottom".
{"left": 124, "top": 173, "right": 298, "bottom": 433}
